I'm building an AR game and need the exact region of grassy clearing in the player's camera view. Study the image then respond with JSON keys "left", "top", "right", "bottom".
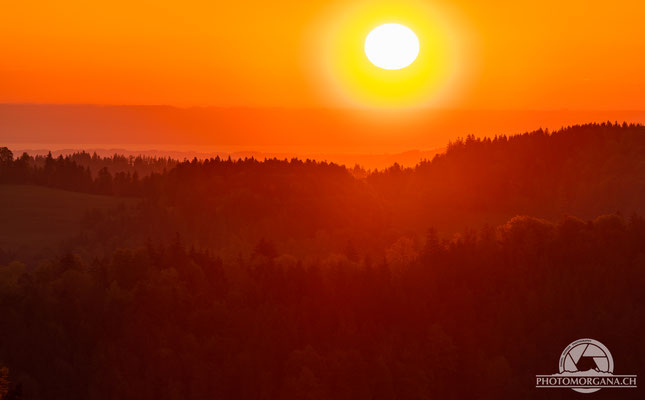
{"left": 0, "top": 185, "right": 133, "bottom": 255}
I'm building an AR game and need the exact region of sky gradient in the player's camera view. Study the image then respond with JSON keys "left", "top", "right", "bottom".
{"left": 3, "top": 0, "right": 645, "bottom": 109}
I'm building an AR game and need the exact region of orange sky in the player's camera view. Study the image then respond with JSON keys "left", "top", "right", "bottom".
{"left": 2, "top": 0, "right": 645, "bottom": 110}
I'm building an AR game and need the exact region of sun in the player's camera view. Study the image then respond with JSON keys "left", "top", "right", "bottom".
{"left": 312, "top": 0, "right": 469, "bottom": 107}
{"left": 365, "top": 24, "right": 419, "bottom": 70}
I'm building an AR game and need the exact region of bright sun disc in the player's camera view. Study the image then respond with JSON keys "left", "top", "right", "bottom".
{"left": 365, "top": 23, "right": 419, "bottom": 70}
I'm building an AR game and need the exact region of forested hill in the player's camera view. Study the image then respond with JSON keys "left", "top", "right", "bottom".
{"left": 1, "top": 121, "right": 644, "bottom": 256}
{"left": 369, "top": 121, "right": 645, "bottom": 232}
{"left": 1, "top": 122, "right": 645, "bottom": 400}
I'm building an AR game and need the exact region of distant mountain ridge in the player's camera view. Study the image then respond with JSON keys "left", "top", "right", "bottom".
{"left": 3, "top": 103, "right": 645, "bottom": 155}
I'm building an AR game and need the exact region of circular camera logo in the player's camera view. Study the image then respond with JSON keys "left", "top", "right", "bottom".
{"left": 559, "top": 339, "right": 614, "bottom": 393}
{"left": 536, "top": 338, "right": 637, "bottom": 393}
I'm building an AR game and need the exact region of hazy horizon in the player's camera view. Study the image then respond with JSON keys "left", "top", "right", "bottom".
{"left": 3, "top": 104, "right": 645, "bottom": 158}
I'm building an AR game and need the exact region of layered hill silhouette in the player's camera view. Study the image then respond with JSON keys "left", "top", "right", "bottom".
{"left": 1, "top": 121, "right": 644, "bottom": 257}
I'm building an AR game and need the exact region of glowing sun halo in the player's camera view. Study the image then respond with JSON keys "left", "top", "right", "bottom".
{"left": 315, "top": 1, "right": 467, "bottom": 107}
{"left": 365, "top": 23, "right": 419, "bottom": 70}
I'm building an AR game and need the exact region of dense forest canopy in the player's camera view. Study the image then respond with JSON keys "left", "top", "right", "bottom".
{"left": 0, "top": 122, "right": 644, "bottom": 399}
